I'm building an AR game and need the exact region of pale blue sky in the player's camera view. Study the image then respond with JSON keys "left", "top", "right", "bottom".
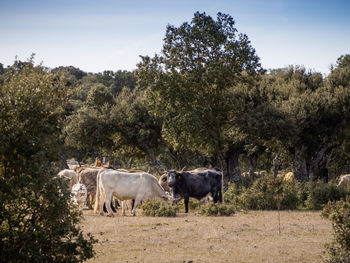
{"left": 1, "top": 0, "right": 349, "bottom": 75}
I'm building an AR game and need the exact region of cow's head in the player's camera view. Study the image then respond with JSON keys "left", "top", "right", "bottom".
{"left": 159, "top": 173, "right": 170, "bottom": 192}
{"left": 166, "top": 170, "right": 183, "bottom": 187}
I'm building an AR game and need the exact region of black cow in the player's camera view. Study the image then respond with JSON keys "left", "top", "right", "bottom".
{"left": 166, "top": 168, "right": 222, "bottom": 213}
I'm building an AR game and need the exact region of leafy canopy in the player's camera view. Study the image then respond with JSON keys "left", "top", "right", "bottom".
{"left": 136, "top": 12, "right": 261, "bottom": 155}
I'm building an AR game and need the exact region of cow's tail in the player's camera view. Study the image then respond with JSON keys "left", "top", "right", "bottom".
{"left": 94, "top": 170, "right": 102, "bottom": 214}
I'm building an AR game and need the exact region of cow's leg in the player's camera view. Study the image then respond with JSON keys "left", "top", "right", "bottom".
{"left": 99, "top": 191, "right": 105, "bottom": 216}
{"left": 86, "top": 194, "right": 92, "bottom": 209}
{"left": 184, "top": 196, "right": 189, "bottom": 213}
{"left": 212, "top": 191, "right": 218, "bottom": 203}
{"left": 122, "top": 201, "right": 126, "bottom": 216}
{"left": 104, "top": 193, "right": 114, "bottom": 217}
{"left": 90, "top": 194, "right": 95, "bottom": 209}
{"left": 132, "top": 197, "right": 142, "bottom": 216}
{"left": 111, "top": 200, "right": 117, "bottom": 212}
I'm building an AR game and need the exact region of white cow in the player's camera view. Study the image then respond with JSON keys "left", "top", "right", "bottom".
{"left": 94, "top": 169, "right": 171, "bottom": 216}
{"left": 71, "top": 182, "right": 88, "bottom": 211}
{"left": 338, "top": 174, "right": 350, "bottom": 187}
{"left": 58, "top": 169, "right": 78, "bottom": 191}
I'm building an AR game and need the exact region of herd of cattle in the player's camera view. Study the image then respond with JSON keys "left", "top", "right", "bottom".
{"left": 58, "top": 164, "right": 350, "bottom": 216}
{"left": 57, "top": 165, "right": 223, "bottom": 216}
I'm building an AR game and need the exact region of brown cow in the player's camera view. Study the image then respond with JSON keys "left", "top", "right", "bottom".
{"left": 159, "top": 173, "right": 170, "bottom": 192}
{"left": 283, "top": 172, "right": 295, "bottom": 182}
{"left": 77, "top": 168, "right": 100, "bottom": 209}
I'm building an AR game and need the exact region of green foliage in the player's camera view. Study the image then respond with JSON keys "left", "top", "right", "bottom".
{"left": 304, "top": 181, "right": 350, "bottom": 210}
{"left": 136, "top": 11, "right": 261, "bottom": 159}
{"left": 335, "top": 54, "right": 350, "bottom": 69}
{"left": 223, "top": 177, "right": 350, "bottom": 211}
{"left": 0, "top": 61, "right": 96, "bottom": 262}
{"left": 322, "top": 197, "right": 350, "bottom": 263}
{"left": 110, "top": 87, "right": 164, "bottom": 168}
{"left": 140, "top": 199, "right": 178, "bottom": 217}
{"left": 224, "top": 176, "right": 302, "bottom": 210}
{"left": 176, "top": 198, "right": 201, "bottom": 211}
{"left": 85, "top": 84, "right": 115, "bottom": 110}
{"left": 63, "top": 105, "right": 114, "bottom": 155}
{"left": 95, "top": 70, "right": 136, "bottom": 96}
{"left": 198, "top": 203, "right": 235, "bottom": 216}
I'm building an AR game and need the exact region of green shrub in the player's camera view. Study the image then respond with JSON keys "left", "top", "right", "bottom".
{"left": 224, "top": 176, "right": 302, "bottom": 210}
{"left": 176, "top": 198, "right": 201, "bottom": 211}
{"left": 198, "top": 203, "right": 235, "bottom": 216}
{"left": 140, "top": 199, "right": 178, "bottom": 217}
{"left": 322, "top": 197, "right": 350, "bottom": 263}
{"left": 304, "top": 181, "right": 349, "bottom": 210}
{"left": 0, "top": 62, "right": 97, "bottom": 262}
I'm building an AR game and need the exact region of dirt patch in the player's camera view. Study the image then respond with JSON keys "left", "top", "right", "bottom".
{"left": 81, "top": 209, "right": 332, "bottom": 263}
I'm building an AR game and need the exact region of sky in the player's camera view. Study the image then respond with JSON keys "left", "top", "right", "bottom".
{"left": 1, "top": 0, "right": 349, "bottom": 76}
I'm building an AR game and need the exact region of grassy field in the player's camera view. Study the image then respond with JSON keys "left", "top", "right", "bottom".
{"left": 81, "top": 209, "right": 332, "bottom": 263}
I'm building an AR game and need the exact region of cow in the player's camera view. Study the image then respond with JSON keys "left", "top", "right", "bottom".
{"left": 94, "top": 169, "right": 171, "bottom": 216}
{"left": 283, "top": 172, "right": 295, "bottom": 182}
{"left": 159, "top": 171, "right": 213, "bottom": 206}
{"left": 159, "top": 173, "right": 170, "bottom": 192}
{"left": 166, "top": 168, "right": 222, "bottom": 213}
{"left": 77, "top": 167, "right": 100, "bottom": 209}
{"left": 338, "top": 174, "right": 350, "bottom": 187}
{"left": 58, "top": 169, "right": 78, "bottom": 191}
{"left": 71, "top": 182, "right": 88, "bottom": 212}
{"left": 77, "top": 167, "right": 119, "bottom": 211}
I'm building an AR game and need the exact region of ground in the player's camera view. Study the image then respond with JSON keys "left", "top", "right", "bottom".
{"left": 81, "top": 209, "right": 332, "bottom": 263}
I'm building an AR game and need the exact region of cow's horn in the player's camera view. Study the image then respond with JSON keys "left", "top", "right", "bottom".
{"left": 180, "top": 166, "right": 186, "bottom": 173}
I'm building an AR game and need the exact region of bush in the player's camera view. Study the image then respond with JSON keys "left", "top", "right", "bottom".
{"left": 0, "top": 62, "right": 97, "bottom": 262}
{"left": 224, "top": 176, "right": 302, "bottom": 210}
{"left": 176, "top": 197, "right": 202, "bottom": 211}
{"left": 198, "top": 203, "right": 235, "bottom": 216}
{"left": 322, "top": 197, "right": 350, "bottom": 263}
{"left": 304, "top": 181, "right": 349, "bottom": 210}
{"left": 140, "top": 199, "right": 178, "bottom": 217}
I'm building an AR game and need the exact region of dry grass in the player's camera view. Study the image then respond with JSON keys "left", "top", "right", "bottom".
{"left": 81, "top": 209, "right": 332, "bottom": 263}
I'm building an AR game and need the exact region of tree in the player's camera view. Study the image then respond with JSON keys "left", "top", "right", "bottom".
{"left": 95, "top": 70, "right": 137, "bottom": 96}
{"left": 110, "top": 87, "right": 165, "bottom": 173}
{"left": 63, "top": 84, "right": 115, "bottom": 159}
{"left": 0, "top": 63, "right": 4, "bottom": 75}
{"left": 233, "top": 64, "right": 350, "bottom": 181}
{"left": 136, "top": 12, "right": 261, "bottom": 185}
{"left": 0, "top": 61, "right": 96, "bottom": 262}
{"left": 323, "top": 197, "right": 350, "bottom": 263}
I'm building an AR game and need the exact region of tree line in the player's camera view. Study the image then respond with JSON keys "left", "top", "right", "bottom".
{"left": 62, "top": 13, "right": 350, "bottom": 186}
{"left": 2, "top": 13, "right": 350, "bottom": 187}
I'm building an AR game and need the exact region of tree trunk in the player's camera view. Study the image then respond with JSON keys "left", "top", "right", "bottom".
{"left": 273, "top": 154, "right": 280, "bottom": 178}
{"left": 58, "top": 151, "right": 69, "bottom": 170}
{"left": 167, "top": 147, "right": 185, "bottom": 170}
{"left": 247, "top": 154, "right": 258, "bottom": 180}
{"left": 216, "top": 148, "right": 229, "bottom": 192}
{"left": 144, "top": 145, "right": 165, "bottom": 175}
{"left": 227, "top": 151, "right": 241, "bottom": 182}
{"left": 292, "top": 146, "right": 309, "bottom": 181}
{"left": 308, "top": 127, "right": 340, "bottom": 182}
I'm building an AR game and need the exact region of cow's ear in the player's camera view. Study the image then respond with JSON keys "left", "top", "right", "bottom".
{"left": 176, "top": 172, "right": 182, "bottom": 179}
